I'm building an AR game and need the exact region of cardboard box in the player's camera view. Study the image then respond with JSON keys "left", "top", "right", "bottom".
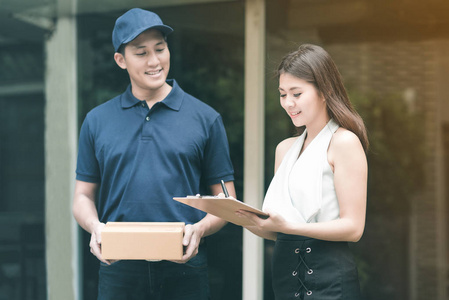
{"left": 101, "top": 222, "right": 185, "bottom": 260}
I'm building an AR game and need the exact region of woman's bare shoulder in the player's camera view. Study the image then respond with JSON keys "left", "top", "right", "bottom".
{"left": 331, "top": 128, "right": 362, "bottom": 150}
{"left": 329, "top": 128, "right": 365, "bottom": 165}
{"left": 274, "top": 137, "right": 297, "bottom": 172}
{"left": 276, "top": 137, "right": 297, "bottom": 156}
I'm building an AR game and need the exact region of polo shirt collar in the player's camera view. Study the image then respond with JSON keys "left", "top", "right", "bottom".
{"left": 121, "top": 79, "right": 184, "bottom": 111}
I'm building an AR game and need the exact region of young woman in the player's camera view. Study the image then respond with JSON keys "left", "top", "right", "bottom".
{"left": 237, "top": 44, "right": 368, "bottom": 299}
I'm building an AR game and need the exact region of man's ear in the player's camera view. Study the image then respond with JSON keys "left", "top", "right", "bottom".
{"left": 114, "top": 52, "right": 127, "bottom": 70}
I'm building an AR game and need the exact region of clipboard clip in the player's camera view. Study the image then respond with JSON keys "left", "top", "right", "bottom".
{"left": 186, "top": 194, "right": 217, "bottom": 199}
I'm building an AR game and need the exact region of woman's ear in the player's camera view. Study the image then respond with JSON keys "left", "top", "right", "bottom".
{"left": 114, "top": 52, "right": 127, "bottom": 70}
{"left": 320, "top": 92, "right": 326, "bottom": 103}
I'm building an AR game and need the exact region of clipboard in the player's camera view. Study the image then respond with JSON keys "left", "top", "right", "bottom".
{"left": 173, "top": 196, "right": 268, "bottom": 226}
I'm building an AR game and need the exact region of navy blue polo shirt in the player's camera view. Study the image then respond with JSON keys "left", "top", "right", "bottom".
{"left": 76, "top": 79, "right": 234, "bottom": 224}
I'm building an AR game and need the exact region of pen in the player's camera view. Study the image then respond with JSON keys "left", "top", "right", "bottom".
{"left": 220, "top": 180, "right": 229, "bottom": 197}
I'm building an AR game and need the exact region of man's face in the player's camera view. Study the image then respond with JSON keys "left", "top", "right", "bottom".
{"left": 115, "top": 29, "right": 170, "bottom": 95}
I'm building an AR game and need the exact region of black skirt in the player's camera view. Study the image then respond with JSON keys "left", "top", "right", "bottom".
{"left": 272, "top": 233, "right": 361, "bottom": 300}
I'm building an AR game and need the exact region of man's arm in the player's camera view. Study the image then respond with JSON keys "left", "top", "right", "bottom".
{"left": 72, "top": 180, "right": 111, "bottom": 264}
{"left": 179, "top": 181, "right": 236, "bottom": 262}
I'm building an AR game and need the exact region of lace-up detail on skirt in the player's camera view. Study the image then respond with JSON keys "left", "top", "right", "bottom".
{"left": 292, "top": 247, "right": 313, "bottom": 298}
{"left": 272, "top": 233, "right": 362, "bottom": 300}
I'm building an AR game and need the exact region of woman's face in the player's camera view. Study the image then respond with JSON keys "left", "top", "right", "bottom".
{"left": 279, "top": 72, "right": 327, "bottom": 128}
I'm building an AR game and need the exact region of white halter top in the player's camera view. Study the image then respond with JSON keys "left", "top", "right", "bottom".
{"left": 262, "top": 119, "right": 340, "bottom": 223}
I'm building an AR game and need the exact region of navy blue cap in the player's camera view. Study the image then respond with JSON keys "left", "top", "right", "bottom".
{"left": 112, "top": 8, "right": 173, "bottom": 52}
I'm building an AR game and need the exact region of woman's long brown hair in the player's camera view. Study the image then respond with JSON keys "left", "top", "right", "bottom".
{"left": 277, "top": 44, "right": 369, "bottom": 152}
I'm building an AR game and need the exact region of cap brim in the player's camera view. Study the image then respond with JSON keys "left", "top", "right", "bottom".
{"left": 122, "top": 25, "right": 174, "bottom": 46}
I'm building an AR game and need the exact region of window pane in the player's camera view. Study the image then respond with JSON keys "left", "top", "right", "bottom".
{"left": 0, "top": 43, "right": 46, "bottom": 300}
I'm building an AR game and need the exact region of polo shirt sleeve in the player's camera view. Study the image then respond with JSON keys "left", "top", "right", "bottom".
{"left": 76, "top": 116, "right": 101, "bottom": 183}
{"left": 202, "top": 115, "right": 235, "bottom": 186}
